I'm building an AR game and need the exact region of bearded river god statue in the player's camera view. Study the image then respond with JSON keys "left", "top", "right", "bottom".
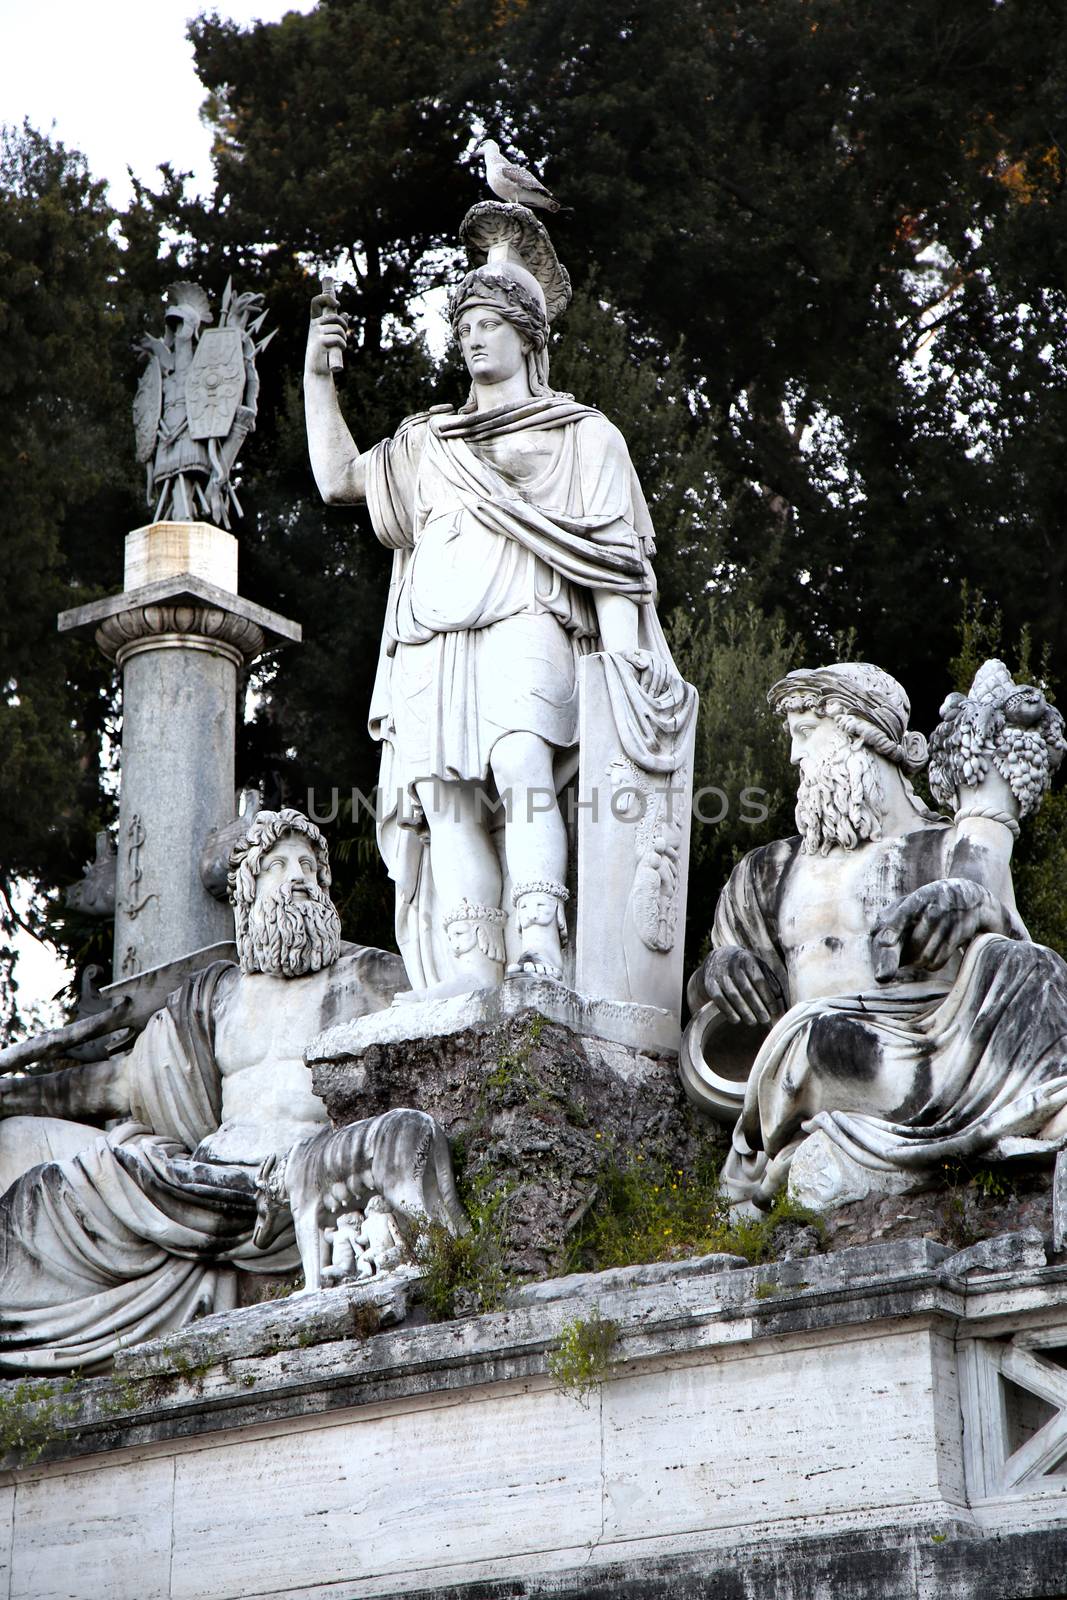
{"left": 304, "top": 203, "right": 696, "bottom": 1020}
{"left": 0, "top": 810, "right": 407, "bottom": 1372}
{"left": 682, "top": 661, "right": 1067, "bottom": 1213}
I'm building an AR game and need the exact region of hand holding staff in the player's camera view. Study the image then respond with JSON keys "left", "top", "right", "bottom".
{"left": 310, "top": 272, "right": 349, "bottom": 383}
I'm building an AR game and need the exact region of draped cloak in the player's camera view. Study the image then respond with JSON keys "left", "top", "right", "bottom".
{"left": 0, "top": 963, "right": 299, "bottom": 1373}
{"left": 363, "top": 398, "right": 693, "bottom": 987}
{"left": 715, "top": 836, "right": 1067, "bottom": 1207}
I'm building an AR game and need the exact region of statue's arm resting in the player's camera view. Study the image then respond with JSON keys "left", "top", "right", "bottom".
{"left": 594, "top": 591, "right": 640, "bottom": 653}
{"left": 0, "top": 1054, "right": 132, "bottom": 1120}
{"left": 303, "top": 314, "right": 367, "bottom": 504}
{"left": 701, "top": 946, "right": 787, "bottom": 1027}
{"left": 873, "top": 876, "right": 1026, "bottom": 982}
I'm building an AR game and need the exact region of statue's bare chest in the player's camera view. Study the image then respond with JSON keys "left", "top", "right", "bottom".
{"left": 212, "top": 970, "right": 332, "bottom": 1076}
{"left": 778, "top": 844, "right": 909, "bottom": 950}
{"left": 776, "top": 832, "right": 947, "bottom": 997}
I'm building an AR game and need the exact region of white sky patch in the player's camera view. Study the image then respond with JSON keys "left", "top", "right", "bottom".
{"left": 0, "top": 0, "right": 317, "bottom": 208}
{"left": 7, "top": 885, "right": 71, "bottom": 1040}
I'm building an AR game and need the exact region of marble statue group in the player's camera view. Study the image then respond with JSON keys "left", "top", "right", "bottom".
{"left": 3, "top": 161, "right": 1067, "bottom": 1374}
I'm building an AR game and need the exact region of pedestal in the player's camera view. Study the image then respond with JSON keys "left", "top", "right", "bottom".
{"left": 306, "top": 988, "right": 707, "bottom": 1278}
{"left": 5, "top": 1238, "right": 1067, "bottom": 1599}
{"left": 58, "top": 522, "right": 300, "bottom": 975}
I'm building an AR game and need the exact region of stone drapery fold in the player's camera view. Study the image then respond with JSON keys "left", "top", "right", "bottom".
{"left": 714, "top": 841, "right": 1067, "bottom": 1206}
{"left": 362, "top": 398, "right": 686, "bottom": 989}
{"left": 0, "top": 964, "right": 297, "bottom": 1373}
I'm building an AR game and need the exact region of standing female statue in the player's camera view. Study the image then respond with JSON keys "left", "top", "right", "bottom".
{"left": 304, "top": 205, "right": 692, "bottom": 998}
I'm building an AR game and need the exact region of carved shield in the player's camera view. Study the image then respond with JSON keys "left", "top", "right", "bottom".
{"left": 132, "top": 356, "right": 162, "bottom": 463}
{"left": 186, "top": 327, "right": 245, "bottom": 440}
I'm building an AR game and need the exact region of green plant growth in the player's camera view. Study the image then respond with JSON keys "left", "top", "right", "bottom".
{"left": 939, "top": 1155, "right": 1019, "bottom": 1249}
{"left": 0, "top": 1377, "right": 81, "bottom": 1466}
{"left": 482, "top": 1014, "right": 547, "bottom": 1102}
{"left": 415, "top": 1180, "right": 514, "bottom": 1322}
{"left": 724, "top": 1193, "right": 826, "bottom": 1265}
{"left": 570, "top": 1147, "right": 823, "bottom": 1272}
{"left": 547, "top": 1310, "right": 619, "bottom": 1404}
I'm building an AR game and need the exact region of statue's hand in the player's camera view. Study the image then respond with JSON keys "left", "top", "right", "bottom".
{"left": 701, "top": 947, "right": 786, "bottom": 1027}
{"left": 872, "top": 878, "right": 1002, "bottom": 982}
{"left": 305, "top": 299, "right": 349, "bottom": 378}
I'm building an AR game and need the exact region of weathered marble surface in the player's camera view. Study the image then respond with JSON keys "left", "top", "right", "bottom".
{"left": 116, "top": 1268, "right": 423, "bottom": 1376}
{"left": 0, "top": 811, "right": 404, "bottom": 1372}
{"left": 123, "top": 520, "right": 238, "bottom": 593}
{"left": 310, "top": 1007, "right": 714, "bottom": 1277}
{"left": 4, "top": 1240, "right": 1067, "bottom": 1600}
{"left": 307, "top": 972, "right": 678, "bottom": 1058}
{"left": 253, "top": 1110, "right": 467, "bottom": 1292}
{"left": 685, "top": 660, "right": 1067, "bottom": 1211}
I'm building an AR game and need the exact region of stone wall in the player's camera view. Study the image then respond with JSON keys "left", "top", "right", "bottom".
{"left": 3, "top": 1239, "right": 1067, "bottom": 1599}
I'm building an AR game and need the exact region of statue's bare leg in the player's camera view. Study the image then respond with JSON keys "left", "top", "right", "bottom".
{"left": 410, "top": 777, "right": 505, "bottom": 997}
{"left": 490, "top": 731, "right": 568, "bottom": 981}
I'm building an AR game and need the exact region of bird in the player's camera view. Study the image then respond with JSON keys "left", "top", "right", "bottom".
{"left": 480, "top": 138, "right": 563, "bottom": 212}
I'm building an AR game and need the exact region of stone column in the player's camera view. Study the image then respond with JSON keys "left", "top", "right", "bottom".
{"left": 59, "top": 522, "right": 300, "bottom": 977}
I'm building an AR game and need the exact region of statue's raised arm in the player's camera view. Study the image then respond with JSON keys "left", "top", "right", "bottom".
{"left": 303, "top": 280, "right": 367, "bottom": 504}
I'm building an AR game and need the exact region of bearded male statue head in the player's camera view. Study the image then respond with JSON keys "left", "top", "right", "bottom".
{"left": 229, "top": 807, "right": 343, "bottom": 977}
{"left": 767, "top": 662, "right": 936, "bottom": 856}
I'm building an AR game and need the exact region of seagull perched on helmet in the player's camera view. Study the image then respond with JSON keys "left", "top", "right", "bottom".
{"left": 480, "top": 138, "right": 564, "bottom": 213}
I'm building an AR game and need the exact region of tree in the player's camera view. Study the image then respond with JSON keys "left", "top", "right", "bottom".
{"left": 0, "top": 124, "right": 147, "bottom": 1038}
{"left": 494, "top": 0, "right": 1067, "bottom": 722}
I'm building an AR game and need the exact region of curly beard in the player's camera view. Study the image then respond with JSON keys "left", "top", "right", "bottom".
{"left": 239, "top": 880, "right": 343, "bottom": 976}
{"left": 795, "top": 742, "right": 886, "bottom": 855}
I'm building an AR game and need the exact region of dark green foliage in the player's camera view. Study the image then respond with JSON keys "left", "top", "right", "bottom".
{"left": 0, "top": 124, "right": 146, "bottom": 1034}
{"left": 667, "top": 604, "right": 802, "bottom": 970}
{"left": 497, "top": 0, "right": 1067, "bottom": 719}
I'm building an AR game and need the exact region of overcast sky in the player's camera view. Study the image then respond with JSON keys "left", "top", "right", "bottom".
{"left": 1, "top": 0, "right": 316, "bottom": 208}
{"left": 2, "top": 0, "right": 316, "bottom": 1019}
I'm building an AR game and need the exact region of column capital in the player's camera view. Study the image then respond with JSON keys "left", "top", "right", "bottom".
{"left": 58, "top": 573, "right": 301, "bottom": 667}
{"left": 94, "top": 603, "right": 263, "bottom": 669}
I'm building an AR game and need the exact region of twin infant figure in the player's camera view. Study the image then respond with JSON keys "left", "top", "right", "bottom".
{"left": 252, "top": 1108, "right": 470, "bottom": 1293}
{"left": 321, "top": 1193, "right": 406, "bottom": 1283}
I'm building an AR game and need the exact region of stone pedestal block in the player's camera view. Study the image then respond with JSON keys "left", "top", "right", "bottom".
{"left": 308, "top": 1000, "right": 718, "bottom": 1279}
{"left": 123, "top": 520, "right": 238, "bottom": 594}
